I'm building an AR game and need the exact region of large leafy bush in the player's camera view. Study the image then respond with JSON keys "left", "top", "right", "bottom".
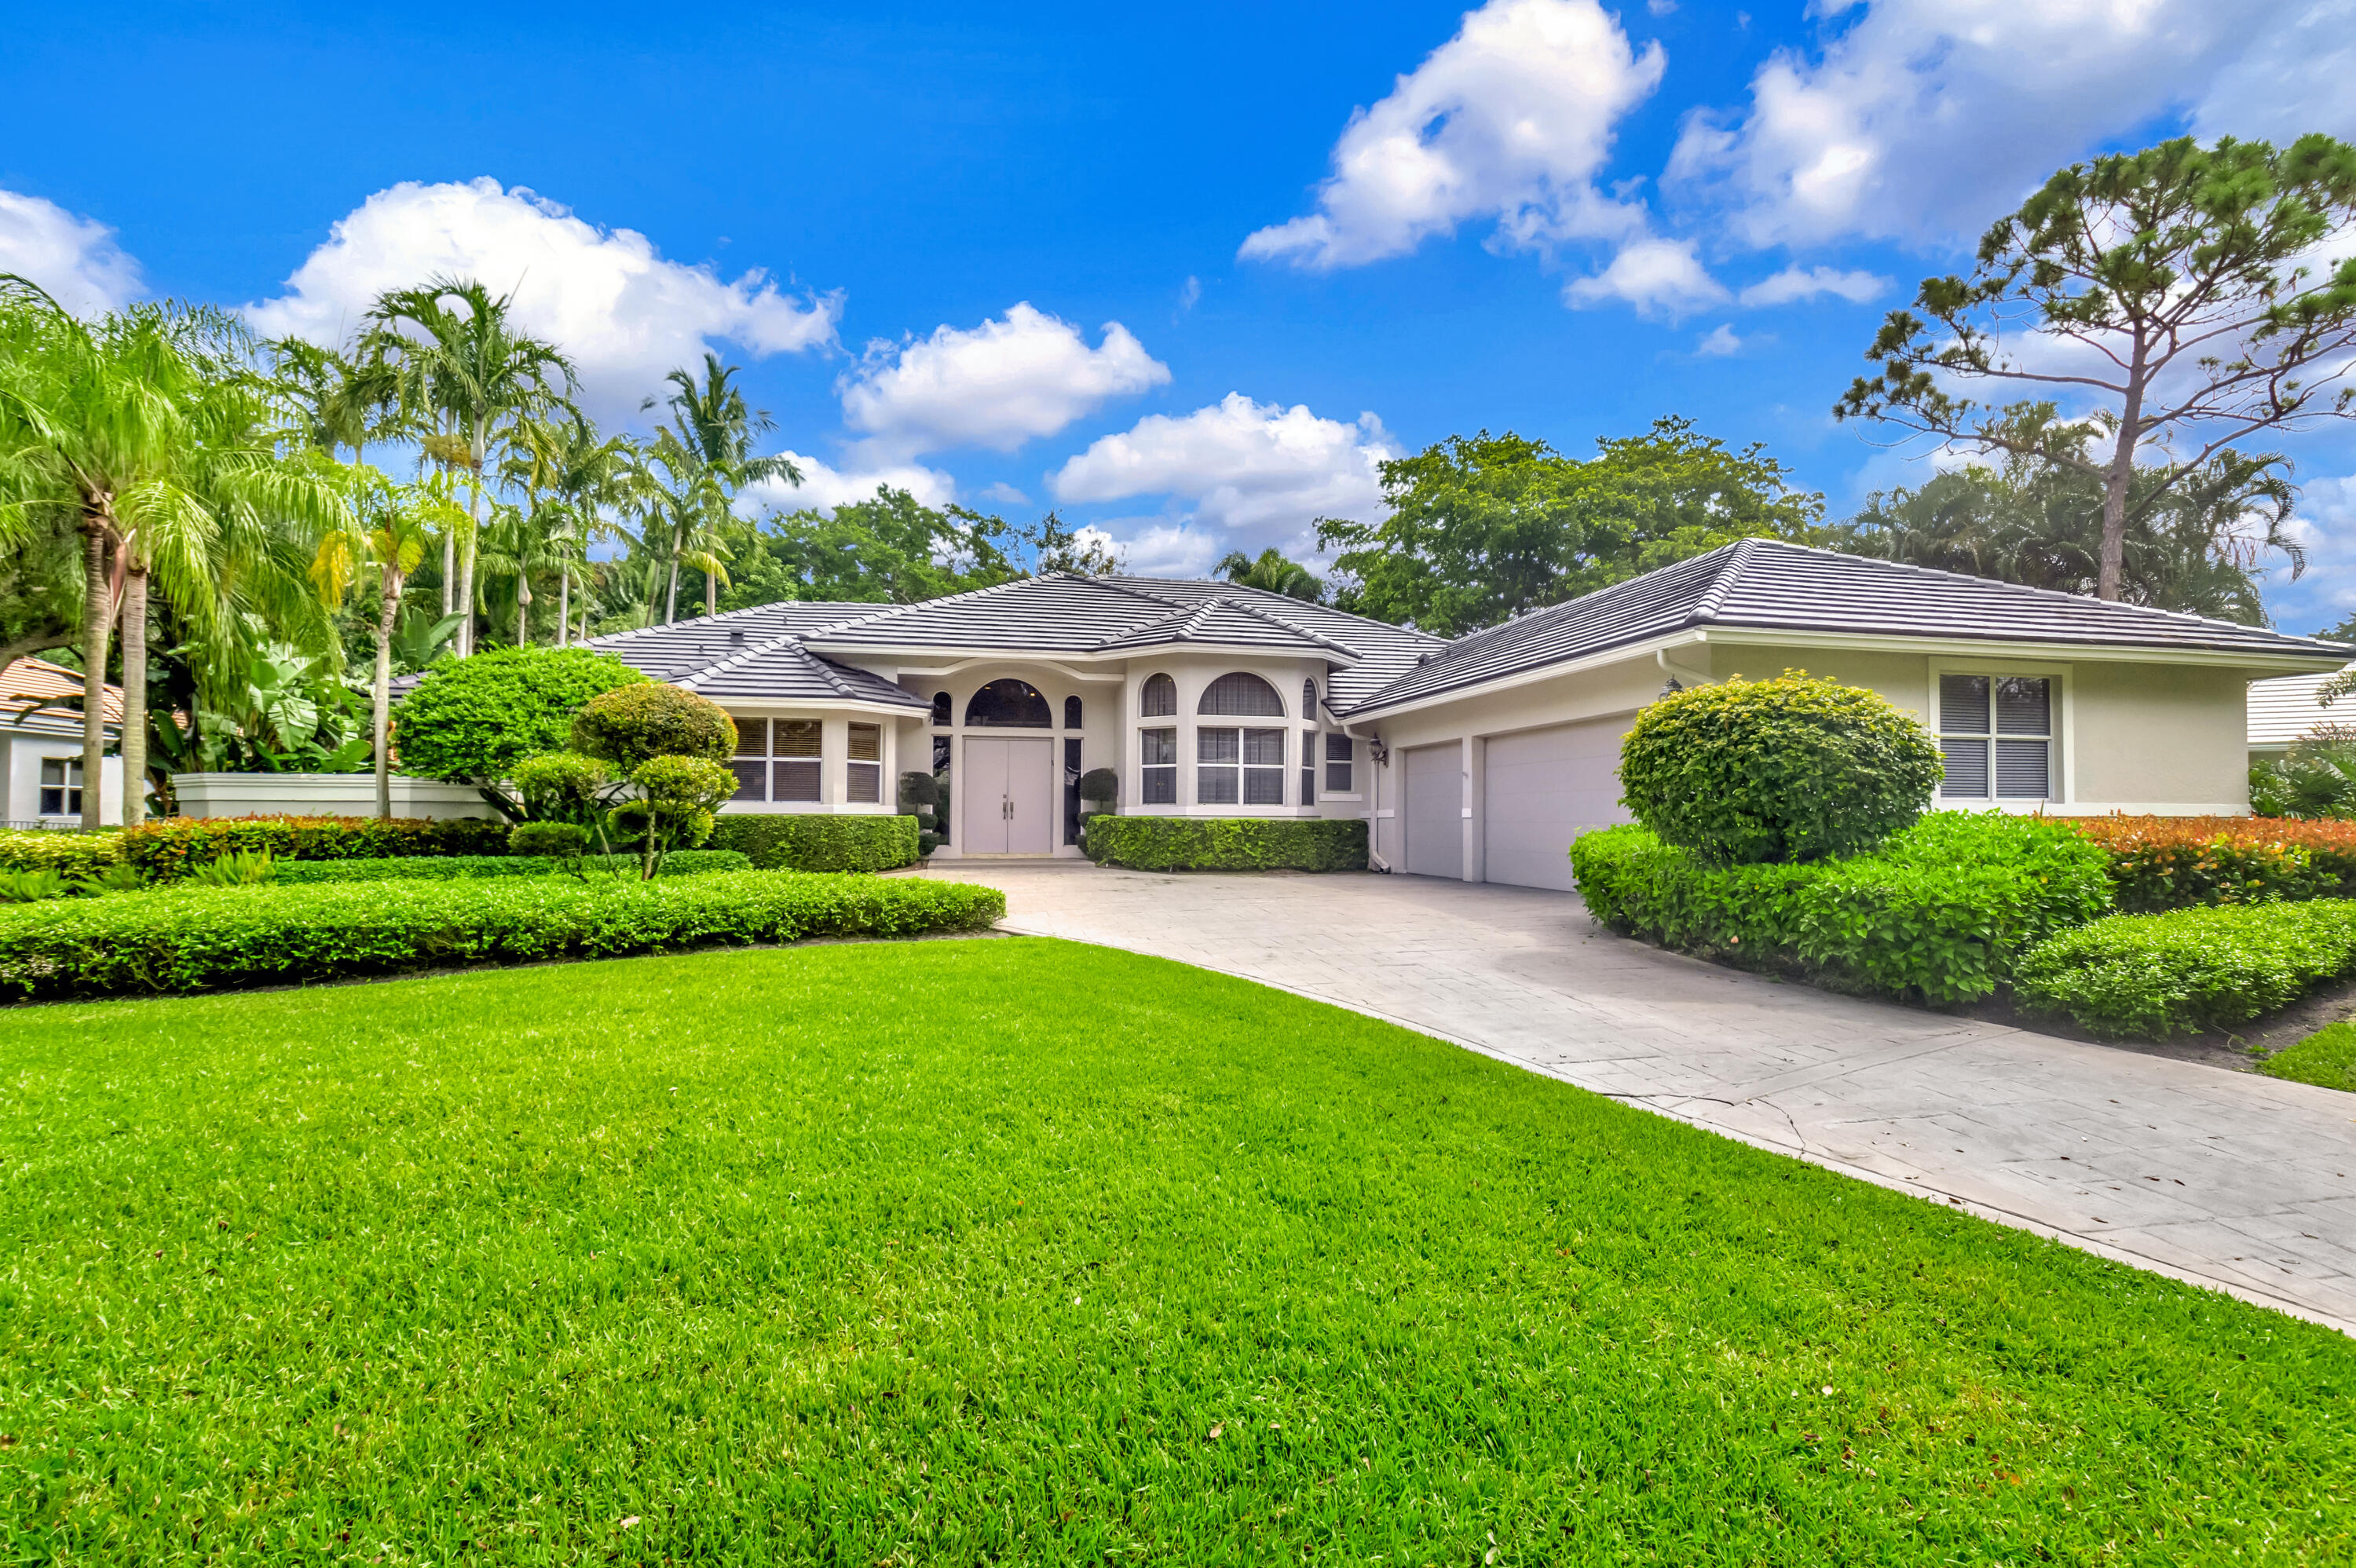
{"left": 1083, "top": 817, "right": 1368, "bottom": 872}
{"left": 0, "top": 872, "right": 1005, "bottom": 1000}
{"left": 2065, "top": 815, "right": 2356, "bottom": 911}
{"left": 708, "top": 813, "right": 920, "bottom": 873}
{"left": 1619, "top": 673, "right": 1943, "bottom": 863}
{"left": 570, "top": 683, "right": 737, "bottom": 768}
{"left": 394, "top": 647, "right": 647, "bottom": 786}
{"left": 1571, "top": 812, "right": 2111, "bottom": 1004}
{"left": 2016, "top": 900, "right": 2356, "bottom": 1037}
{"left": 119, "top": 814, "right": 510, "bottom": 881}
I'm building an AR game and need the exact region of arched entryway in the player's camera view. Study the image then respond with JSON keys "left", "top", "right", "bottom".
{"left": 961, "top": 678, "right": 1056, "bottom": 853}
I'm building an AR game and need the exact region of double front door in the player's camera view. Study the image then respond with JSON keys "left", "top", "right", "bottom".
{"left": 962, "top": 736, "right": 1056, "bottom": 853}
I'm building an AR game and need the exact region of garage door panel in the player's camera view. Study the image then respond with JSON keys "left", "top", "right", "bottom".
{"left": 1403, "top": 743, "right": 1462, "bottom": 880}
{"left": 1481, "top": 718, "right": 1632, "bottom": 891}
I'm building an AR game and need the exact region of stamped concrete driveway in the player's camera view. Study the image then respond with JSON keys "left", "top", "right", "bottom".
{"left": 928, "top": 861, "right": 2356, "bottom": 1334}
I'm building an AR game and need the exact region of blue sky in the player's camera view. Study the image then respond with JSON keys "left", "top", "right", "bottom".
{"left": 5, "top": 1, "right": 2354, "bottom": 627}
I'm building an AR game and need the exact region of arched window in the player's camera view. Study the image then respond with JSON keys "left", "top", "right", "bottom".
{"left": 1198, "top": 671, "right": 1285, "bottom": 717}
{"left": 1063, "top": 695, "right": 1083, "bottom": 729}
{"left": 1302, "top": 678, "right": 1319, "bottom": 718}
{"left": 964, "top": 678, "right": 1052, "bottom": 728}
{"left": 1140, "top": 672, "right": 1176, "bottom": 717}
{"left": 930, "top": 691, "right": 951, "bottom": 727}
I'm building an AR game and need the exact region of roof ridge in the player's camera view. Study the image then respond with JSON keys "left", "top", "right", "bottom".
{"left": 800, "top": 576, "right": 1036, "bottom": 637}
{"left": 1688, "top": 538, "right": 1754, "bottom": 624}
{"left": 676, "top": 630, "right": 804, "bottom": 690}
{"left": 1213, "top": 594, "right": 1363, "bottom": 658}
{"left": 1741, "top": 539, "right": 2340, "bottom": 646}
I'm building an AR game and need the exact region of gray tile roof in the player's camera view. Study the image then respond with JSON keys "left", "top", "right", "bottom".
{"left": 1340, "top": 539, "right": 2351, "bottom": 716}
{"left": 578, "top": 601, "right": 884, "bottom": 681}
{"left": 675, "top": 635, "right": 928, "bottom": 708}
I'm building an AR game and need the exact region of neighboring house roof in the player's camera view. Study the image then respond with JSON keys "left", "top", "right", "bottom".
{"left": 0, "top": 656, "right": 124, "bottom": 736}
{"left": 2249, "top": 667, "right": 2352, "bottom": 748}
{"left": 1339, "top": 539, "right": 2352, "bottom": 718}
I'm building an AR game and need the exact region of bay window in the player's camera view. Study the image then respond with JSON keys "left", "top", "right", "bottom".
{"left": 1199, "top": 726, "right": 1284, "bottom": 804}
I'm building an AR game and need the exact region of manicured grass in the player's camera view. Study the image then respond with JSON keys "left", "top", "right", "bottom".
{"left": 2262, "top": 1021, "right": 2356, "bottom": 1092}
{"left": 2, "top": 941, "right": 2349, "bottom": 1564}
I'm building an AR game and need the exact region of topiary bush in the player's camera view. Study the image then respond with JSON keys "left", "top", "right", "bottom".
{"left": 1077, "top": 768, "right": 1118, "bottom": 806}
{"left": 609, "top": 755, "right": 735, "bottom": 877}
{"left": 508, "top": 821, "right": 590, "bottom": 859}
{"left": 1619, "top": 673, "right": 1943, "bottom": 864}
{"left": 1083, "top": 817, "right": 1367, "bottom": 872}
{"left": 393, "top": 647, "right": 647, "bottom": 797}
{"left": 570, "top": 684, "right": 737, "bottom": 769}
{"left": 709, "top": 813, "right": 920, "bottom": 873}
{"left": 510, "top": 752, "right": 613, "bottom": 829}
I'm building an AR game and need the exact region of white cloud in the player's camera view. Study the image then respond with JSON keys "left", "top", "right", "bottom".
{"left": 2281, "top": 474, "right": 2356, "bottom": 628}
{"left": 244, "top": 177, "right": 839, "bottom": 422}
{"left": 837, "top": 302, "right": 1168, "bottom": 461}
{"left": 1564, "top": 236, "right": 1727, "bottom": 317}
{"left": 1112, "top": 524, "right": 1222, "bottom": 577}
{"left": 0, "top": 188, "right": 141, "bottom": 316}
{"left": 1736, "top": 264, "right": 1889, "bottom": 308}
{"left": 977, "top": 481, "right": 1031, "bottom": 506}
{"left": 1239, "top": 0, "right": 1663, "bottom": 269}
{"left": 1695, "top": 324, "right": 1743, "bottom": 356}
{"left": 1050, "top": 393, "right": 1397, "bottom": 535}
{"left": 741, "top": 451, "right": 956, "bottom": 516}
{"left": 1669, "top": 0, "right": 2347, "bottom": 249}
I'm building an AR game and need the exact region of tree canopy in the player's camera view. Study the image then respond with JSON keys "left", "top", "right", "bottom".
{"left": 1317, "top": 417, "right": 1824, "bottom": 636}
{"left": 1837, "top": 133, "right": 2356, "bottom": 600}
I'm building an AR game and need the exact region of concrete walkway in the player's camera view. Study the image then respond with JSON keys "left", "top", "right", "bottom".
{"left": 931, "top": 861, "right": 2356, "bottom": 1334}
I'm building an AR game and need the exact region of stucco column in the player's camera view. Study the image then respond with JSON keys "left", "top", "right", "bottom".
{"left": 1461, "top": 734, "right": 1483, "bottom": 883}
{"left": 821, "top": 716, "right": 847, "bottom": 808}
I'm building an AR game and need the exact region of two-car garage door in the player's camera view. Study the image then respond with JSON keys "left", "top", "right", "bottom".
{"left": 1479, "top": 717, "right": 1633, "bottom": 891}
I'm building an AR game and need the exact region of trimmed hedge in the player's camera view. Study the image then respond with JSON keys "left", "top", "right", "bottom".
{"left": 709, "top": 813, "right": 920, "bottom": 873}
{"left": 1571, "top": 812, "right": 2112, "bottom": 1005}
{"left": 2015, "top": 900, "right": 2356, "bottom": 1038}
{"left": 265, "top": 851, "right": 750, "bottom": 884}
{"left": 2066, "top": 815, "right": 2356, "bottom": 912}
{"left": 119, "top": 815, "right": 512, "bottom": 881}
{"left": 0, "top": 871, "right": 1006, "bottom": 1000}
{"left": 0, "top": 832, "right": 122, "bottom": 877}
{"left": 1083, "top": 817, "right": 1369, "bottom": 872}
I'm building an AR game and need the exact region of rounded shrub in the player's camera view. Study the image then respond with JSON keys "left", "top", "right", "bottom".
{"left": 394, "top": 647, "right": 647, "bottom": 783}
{"left": 1618, "top": 671, "right": 1941, "bottom": 864}
{"left": 511, "top": 751, "right": 611, "bottom": 828}
{"left": 570, "top": 684, "right": 737, "bottom": 769}
{"left": 1077, "top": 767, "right": 1118, "bottom": 805}
{"left": 508, "top": 821, "right": 589, "bottom": 858}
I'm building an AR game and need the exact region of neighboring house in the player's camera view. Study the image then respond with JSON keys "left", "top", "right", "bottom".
{"left": 578, "top": 539, "right": 2345, "bottom": 890}
{"left": 2248, "top": 667, "right": 2352, "bottom": 761}
{"left": 0, "top": 657, "right": 125, "bottom": 828}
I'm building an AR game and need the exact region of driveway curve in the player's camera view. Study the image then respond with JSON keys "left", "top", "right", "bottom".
{"left": 929, "top": 861, "right": 2356, "bottom": 1334}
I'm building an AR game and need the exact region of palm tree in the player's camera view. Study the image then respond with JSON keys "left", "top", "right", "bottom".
{"left": 365, "top": 279, "right": 573, "bottom": 656}
{"left": 0, "top": 278, "right": 348, "bottom": 826}
{"left": 1216, "top": 546, "right": 1326, "bottom": 604}
{"left": 646, "top": 353, "right": 799, "bottom": 619}
{"left": 311, "top": 466, "right": 458, "bottom": 817}
{"left": 271, "top": 337, "right": 401, "bottom": 466}
{"left": 502, "top": 414, "right": 635, "bottom": 645}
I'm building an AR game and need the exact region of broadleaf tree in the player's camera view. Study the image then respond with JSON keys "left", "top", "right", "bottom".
{"left": 1836, "top": 133, "right": 2356, "bottom": 601}
{"left": 1316, "top": 417, "right": 1824, "bottom": 636}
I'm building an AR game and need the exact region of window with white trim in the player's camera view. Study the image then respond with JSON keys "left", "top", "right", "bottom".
{"left": 731, "top": 718, "right": 770, "bottom": 802}
{"left": 1141, "top": 727, "right": 1177, "bottom": 804}
{"left": 38, "top": 757, "right": 82, "bottom": 817}
{"left": 1140, "top": 673, "right": 1176, "bottom": 718}
{"left": 847, "top": 722, "right": 883, "bottom": 803}
{"left": 1199, "top": 726, "right": 1284, "bottom": 804}
{"left": 1324, "top": 733, "right": 1354, "bottom": 793}
{"left": 1938, "top": 674, "right": 2053, "bottom": 801}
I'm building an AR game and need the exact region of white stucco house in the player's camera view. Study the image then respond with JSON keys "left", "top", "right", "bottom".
{"left": 574, "top": 540, "right": 2347, "bottom": 890}
{"left": 0, "top": 657, "right": 125, "bottom": 828}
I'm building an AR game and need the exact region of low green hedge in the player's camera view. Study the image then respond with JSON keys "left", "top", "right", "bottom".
{"left": 709, "top": 813, "right": 920, "bottom": 872}
{"left": 2014, "top": 900, "right": 2356, "bottom": 1038}
{"left": 265, "top": 850, "right": 749, "bottom": 883}
{"left": 1082, "top": 817, "right": 1369, "bottom": 872}
{"left": 122, "top": 815, "right": 512, "bottom": 881}
{"left": 0, "top": 831, "right": 122, "bottom": 877}
{"left": 0, "top": 871, "right": 1005, "bottom": 1001}
{"left": 1570, "top": 813, "right": 2113, "bottom": 1005}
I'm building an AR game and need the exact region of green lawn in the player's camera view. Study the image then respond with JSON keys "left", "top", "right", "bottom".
{"left": 2, "top": 939, "right": 2348, "bottom": 1564}
{"left": 2263, "top": 1021, "right": 2356, "bottom": 1092}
